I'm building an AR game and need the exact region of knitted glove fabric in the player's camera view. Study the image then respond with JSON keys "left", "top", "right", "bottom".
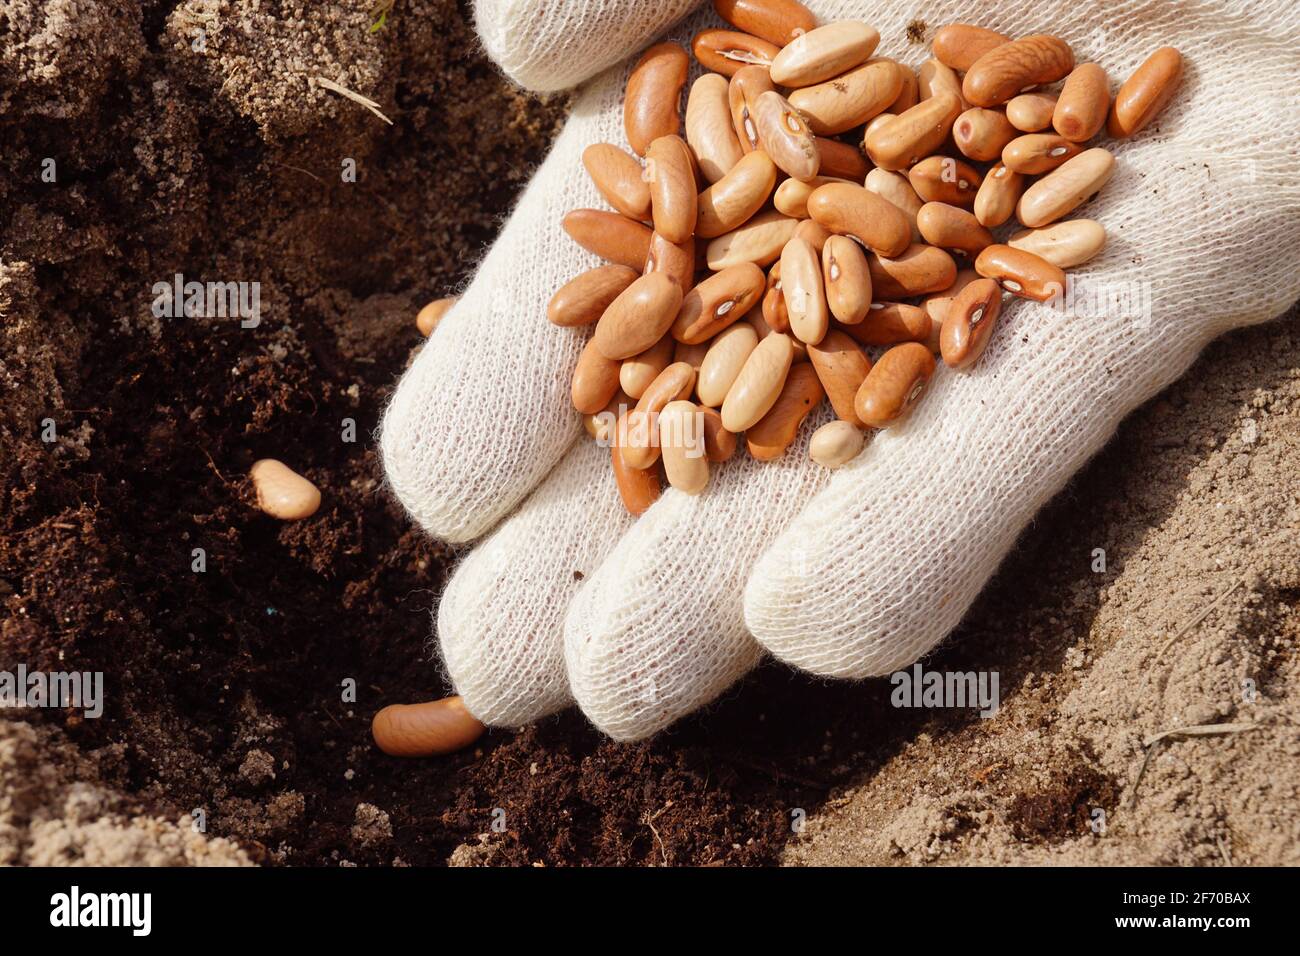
{"left": 382, "top": 0, "right": 1300, "bottom": 740}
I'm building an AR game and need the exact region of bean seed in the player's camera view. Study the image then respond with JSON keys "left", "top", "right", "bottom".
{"left": 868, "top": 243, "right": 958, "bottom": 298}
{"left": 1053, "top": 63, "right": 1110, "bottom": 142}
{"left": 572, "top": 338, "right": 623, "bottom": 413}
{"left": 1108, "top": 47, "right": 1183, "bottom": 138}
{"left": 815, "top": 136, "right": 871, "bottom": 180}
{"left": 917, "top": 202, "right": 994, "bottom": 258}
{"left": 593, "top": 272, "right": 684, "bottom": 359}
{"left": 611, "top": 441, "right": 661, "bottom": 515}
{"left": 563, "top": 209, "right": 653, "bottom": 269}
{"left": 582, "top": 143, "right": 651, "bottom": 220}
{"left": 809, "top": 419, "right": 865, "bottom": 468}
{"left": 973, "top": 162, "right": 1025, "bottom": 228}
{"left": 696, "top": 149, "right": 777, "bottom": 238}
{"left": 621, "top": 334, "right": 675, "bottom": 399}
{"left": 371, "top": 696, "right": 485, "bottom": 757}
{"left": 548, "top": 265, "right": 639, "bottom": 327}
{"left": 939, "top": 277, "right": 1002, "bottom": 368}
{"left": 853, "top": 342, "right": 935, "bottom": 428}
{"left": 774, "top": 175, "right": 846, "bottom": 219}
{"left": 674, "top": 339, "right": 712, "bottom": 371}
{"left": 953, "top": 107, "right": 1018, "bottom": 162}
{"left": 762, "top": 261, "right": 790, "bottom": 332}
{"left": 713, "top": 0, "right": 817, "bottom": 47}
{"left": 721, "top": 331, "right": 795, "bottom": 432}
{"left": 752, "top": 90, "right": 821, "bottom": 181}
{"left": 644, "top": 232, "right": 695, "bottom": 296}
{"left": 1015, "top": 147, "right": 1115, "bottom": 228}
{"left": 962, "top": 34, "right": 1075, "bottom": 108}
{"left": 624, "top": 42, "right": 688, "bottom": 156}
{"left": 746, "top": 363, "right": 825, "bottom": 460}
{"left": 792, "top": 218, "right": 830, "bottom": 253}
{"left": 932, "top": 24, "right": 1009, "bottom": 72}
{"left": 415, "top": 297, "right": 456, "bottom": 336}
{"left": 728, "top": 65, "right": 775, "bottom": 154}
{"left": 645, "top": 135, "right": 697, "bottom": 243}
{"left": 692, "top": 29, "right": 780, "bottom": 77}
{"left": 821, "top": 234, "right": 873, "bottom": 325}
{"left": 1005, "top": 92, "right": 1058, "bottom": 131}
{"left": 974, "top": 244, "right": 1066, "bottom": 301}
{"left": 887, "top": 68, "right": 919, "bottom": 113}
{"left": 584, "top": 388, "right": 632, "bottom": 441}
{"left": 700, "top": 406, "right": 738, "bottom": 461}
{"left": 807, "top": 329, "right": 870, "bottom": 425}
{"left": 250, "top": 459, "right": 321, "bottom": 520}
{"left": 622, "top": 361, "right": 697, "bottom": 469}
{"left": 780, "top": 236, "right": 829, "bottom": 345}
{"left": 1008, "top": 219, "right": 1107, "bottom": 268}
{"left": 687, "top": 74, "right": 745, "bottom": 184}
{"left": 864, "top": 168, "right": 924, "bottom": 241}
{"left": 787, "top": 59, "right": 903, "bottom": 135}
{"left": 706, "top": 208, "right": 798, "bottom": 270}
{"left": 658, "top": 400, "right": 710, "bottom": 494}
{"left": 807, "top": 181, "right": 911, "bottom": 258}
{"left": 674, "top": 262, "right": 766, "bottom": 343}
{"left": 864, "top": 92, "right": 962, "bottom": 171}
{"left": 840, "top": 301, "right": 931, "bottom": 346}
{"left": 771, "top": 20, "right": 880, "bottom": 88}
{"left": 698, "top": 321, "right": 759, "bottom": 406}
{"left": 918, "top": 58, "right": 967, "bottom": 109}
{"left": 1002, "top": 133, "right": 1082, "bottom": 175}
{"left": 908, "top": 155, "right": 982, "bottom": 208}
{"left": 920, "top": 267, "right": 980, "bottom": 328}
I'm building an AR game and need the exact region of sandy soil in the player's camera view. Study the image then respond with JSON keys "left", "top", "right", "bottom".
{"left": 1, "top": 1, "right": 1296, "bottom": 866}
{"left": 786, "top": 306, "right": 1300, "bottom": 865}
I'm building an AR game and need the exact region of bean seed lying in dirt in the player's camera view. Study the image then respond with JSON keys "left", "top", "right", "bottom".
{"left": 371, "top": 696, "right": 486, "bottom": 757}
{"left": 542, "top": 12, "right": 1183, "bottom": 519}
{"left": 250, "top": 459, "right": 321, "bottom": 521}
{"left": 415, "top": 297, "right": 457, "bottom": 336}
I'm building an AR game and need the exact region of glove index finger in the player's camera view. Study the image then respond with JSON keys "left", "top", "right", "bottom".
{"left": 380, "top": 77, "right": 629, "bottom": 545}
{"left": 474, "top": 0, "right": 706, "bottom": 92}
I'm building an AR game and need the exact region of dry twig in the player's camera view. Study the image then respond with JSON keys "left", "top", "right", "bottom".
{"left": 1156, "top": 577, "right": 1245, "bottom": 657}
{"left": 1129, "top": 722, "right": 1259, "bottom": 810}
{"left": 314, "top": 76, "right": 393, "bottom": 125}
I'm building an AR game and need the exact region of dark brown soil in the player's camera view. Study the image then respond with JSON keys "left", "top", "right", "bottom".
{"left": 1, "top": 0, "right": 873, "bottom": 867}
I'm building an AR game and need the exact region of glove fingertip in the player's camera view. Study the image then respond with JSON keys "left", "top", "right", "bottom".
{"left": 473, "top": 0, "right": 702, "bottom": 93}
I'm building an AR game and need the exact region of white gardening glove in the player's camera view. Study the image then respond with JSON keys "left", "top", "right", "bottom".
{"left": 381, "top": 0, "right": 1300, "bottom": 741}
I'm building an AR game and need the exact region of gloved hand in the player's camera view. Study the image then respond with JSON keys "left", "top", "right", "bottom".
{"left": 380, "top": 0, "right": 1300, "bottom": 741}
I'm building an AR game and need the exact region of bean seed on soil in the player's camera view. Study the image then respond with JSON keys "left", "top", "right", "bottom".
{"left": 250, "top": 459, "right": 321, "bottom": 521}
